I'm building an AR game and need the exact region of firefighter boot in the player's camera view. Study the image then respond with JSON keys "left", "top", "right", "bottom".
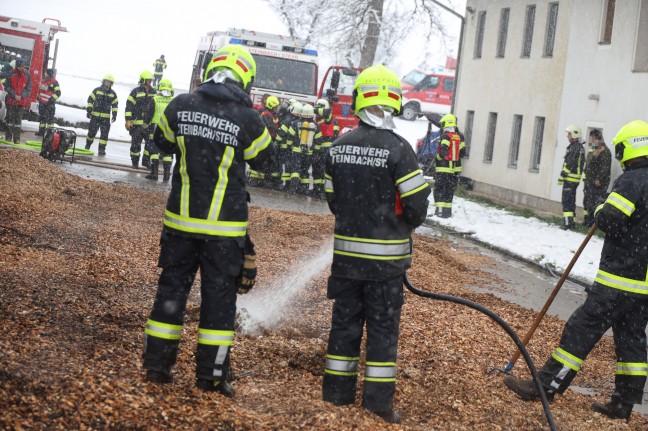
{"left": 85, "top": 140, "right": 92, "bottom": 150}
{"left": 145, "top": 161, "right": 159, "bottom": 180}
{"left": 440, "top": 207, "right": 452, "bottom": 218}
{"left": 142, "top": 155, "right": 151, "bottom": 169}
{"left": 503, "top": 376, "right": 555, "bottom": 402}
{"left": 145, "top": 369, "right": 173, "bottom": 384}
{"left": 98, "top": 145, "right": 106, "bottom": 156}
{"left": 561, "top": 216, "right": 575, "bottom": 230}
{"left": 369, "top": 409, "right": 402, "bottom": 424}
{"left": 131, "top": 157, "right": 139, "bottom": 169}
{"left": 196, "top": 379, "right": 235, "bottom": 397}
{"left": 163, "top": 165, "right": 171, "bottom": 182}
{"left": 592, "top": 395, "right": 633, "bottom": 420}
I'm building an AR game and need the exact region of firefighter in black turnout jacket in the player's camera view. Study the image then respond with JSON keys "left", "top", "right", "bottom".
{"left": 142, "top": 44, "right": 275, "bottom": 394}
{"left": 504, "top": 120, "right": 648, "bottom": 421}
{"left": 558, "top": 125, "right": 586, "bottom": 230}
{"left": 433, "top": 113, "right": 465, "bottom": 218}
{"left": 85, "top": 74, "right": 118, "bottom": 155}
{"left": 322, "top": 65, "right": 430, "bottom": 424}
{"left": 125, "top": 71, "right": 156, "bottom": 169}
{"left": 582, "top": 129, "right": 612, "bottom": 227}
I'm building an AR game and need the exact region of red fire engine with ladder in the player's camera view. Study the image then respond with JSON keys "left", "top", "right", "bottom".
{"left": 190, "top": 28, "right": 361, "bottom": 132}
{"left": 0, "top": 15, "right": 67, "bottom": 114}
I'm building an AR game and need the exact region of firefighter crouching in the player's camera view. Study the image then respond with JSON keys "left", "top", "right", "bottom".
{"left": 322, "top": 65, "right": 431, "bottom": 424}
{"left": 142, "top": 44, "right": 275, "bottom": 394}
{"left": 313, "top": 98, "right": 339, "bottom": 198}
{"left": 433, "top": 113, "right": 465, "bottom": 218}
{"left": 504, "top": 120, "right": 648, "bottom": 421}
{"left": 85, "top": 74, "right": 118, "bottom": 156}
{"left": 35, "top": 68, "right": 61, "bottom": 137}
{"left": 145, "top": 78, "right": 175, "bottom": 181}
{"left": 125, "top": 71, "right": 156, "bottom": 169}
{"left": 287, "top": 103, "right": 322, "bottom": 195}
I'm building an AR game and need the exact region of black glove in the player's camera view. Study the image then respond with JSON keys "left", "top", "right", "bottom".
{"left": 111, "top": 115, "right": 117, "bottom": 123}
{"left": 86, "top": 111, "right": 91, "bottom": 119}
{"left": 236, "top": 254, "right": 256, "bottom": 294}
{"left": 236, "top": 234, "right": 257, "bottom": 294}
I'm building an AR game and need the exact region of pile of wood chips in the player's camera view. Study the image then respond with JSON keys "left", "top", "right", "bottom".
{"left": 1, "top": 147, "right": 644, "bottom": 430}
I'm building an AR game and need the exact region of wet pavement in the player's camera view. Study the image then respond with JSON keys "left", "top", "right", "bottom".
{"left": 7, "top": 131, "right": 648, "bottom": 413}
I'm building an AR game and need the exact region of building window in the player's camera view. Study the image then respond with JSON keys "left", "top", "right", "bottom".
{"left": 497, "top": 8, "right": 510, "bottom": 58}
{"left": 600, "top": 0, "right": 616, "bottom": 44}
{"left": 522, "top": 5, "right": 536, "bottom": 58}
{"left": 484, "top": 112, "right": 498, "bottom": 163}
{"left": 464, "top": 110, "right": 475, "bottom": 158}
{"left": 529, "top": 116, "right": 545, "bottom": 172}
{"left": 474, "top": 11, "right": 486, "bottom": 59}
{"left": 508, "top": 115, "right": 523, "bottom": 168}
{"left": 634, "top": 0, "right": 648, "bottom": 71}
{"left": 544, "top": 2, "right": 559, "bottom": 57}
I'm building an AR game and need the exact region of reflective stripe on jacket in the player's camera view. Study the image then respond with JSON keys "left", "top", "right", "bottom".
{"left": 325, "top": 123, "right": 431, "bottom": 280}
{"left": 38, "top": 78, "right": 60, "bottom": 104}
{"left": 154, "top": 81, "right": 276, "bottom": 240}
{"left": 87, "top": 86, "right": 119, "bottom": 118}
{"left": 560, "top": 141, "right": 586, "bottom": 184}
{"left": 592, "top": 160, "right": 648, "bottom": 297}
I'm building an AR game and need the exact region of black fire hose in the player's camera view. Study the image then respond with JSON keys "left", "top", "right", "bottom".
{"left": 403, "top": 274, "right": 558, "bottom": 431}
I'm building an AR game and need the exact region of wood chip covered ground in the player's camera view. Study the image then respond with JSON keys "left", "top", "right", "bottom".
{"left": 1, "top": 147, "right": 646, "bottom": 430}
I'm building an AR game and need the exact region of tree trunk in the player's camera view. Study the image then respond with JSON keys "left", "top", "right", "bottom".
{"left": 359, "top": 0, "right": 384, "bottom": 68}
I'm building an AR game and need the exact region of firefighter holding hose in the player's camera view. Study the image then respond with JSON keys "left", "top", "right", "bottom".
{"left": 322, "top": 65, "right": 430, "bottom": 424}
{"left": 504, "top": 120, "right": 648, "bottom": 421}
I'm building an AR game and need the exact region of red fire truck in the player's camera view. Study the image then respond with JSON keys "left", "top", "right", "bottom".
{"left": 0, "top": 15, "right": 67, "bottom": 113}
{"left": 190, "top": 29, "right": 361, "bottom": 132}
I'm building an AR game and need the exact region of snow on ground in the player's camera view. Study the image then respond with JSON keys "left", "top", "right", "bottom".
{"left": 47, "top": 73, "right": 603, "bottom": 286}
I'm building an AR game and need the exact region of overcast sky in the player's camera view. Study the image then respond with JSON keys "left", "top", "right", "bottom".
{"left": 5, "top": 0, "right": 465, "bottom": 90}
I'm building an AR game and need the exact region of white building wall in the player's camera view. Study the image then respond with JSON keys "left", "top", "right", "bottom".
{"left": 455, "top": 0, "right": 572, "bottom": 205}
{"left": 455, "top": 0, "right": 648, "bottom": 214}
{"left": 553, "top": 0, "right": 648, "bottom": 203}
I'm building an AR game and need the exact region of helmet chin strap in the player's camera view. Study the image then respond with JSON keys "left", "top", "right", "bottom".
{"left": 357, "top": 106, "right": 396, "bottom": 130}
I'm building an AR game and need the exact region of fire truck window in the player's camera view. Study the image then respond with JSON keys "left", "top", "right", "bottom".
{"left": 322, "top": 71, "right": 356, "bottom": 96}
{"left": 420, "top": 76, "right": 440, "bottom": 90}
{"left": 443, "top": 77, "right": 455, "bottom": 92}
{"left": 402, "top": 70, "right": 427, "bottom": 86}
{"left": 0, "top": 34, "right": 35, "bottom": 69}
{"left": 252, "top": 54, "right": 317, "bottom": 96}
